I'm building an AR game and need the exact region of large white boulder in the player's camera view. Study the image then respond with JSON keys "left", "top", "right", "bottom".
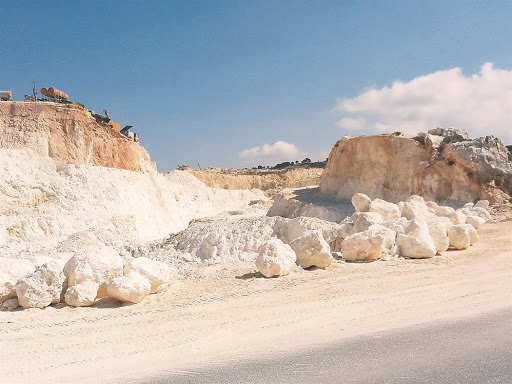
{"left": 466, "top": 215, "right": 485, "bottom": 229}
{"left": 106, "top": 271, "right": 151, "bottom": 304}
{"left": 0, "top": 258, "right": 35, "bottom": 303}
{"left": 255, "top": 238, "right": 296, "bottom": 278}
{"left": 351, "top": 212, "right": 383, "bottom": 234}
{"left": 448, "top": 224, "right": 471, "bottom": 250}
{"left": 289, "top": 231, "right": 333, "bottom": 269}
{"left": 369, "top": 199, "right": 401, "bottom": 221}
{"left": 65, "top": 281, "right": 99, "bottom": 307}
{"left": 124, "top": 257, "right": 171, "bottom": 293}
{"left": 465, "top": 224, "right": 479, "bottom": 245}
{"left": 351, "top": 193, "right": 371, "bottom": 212}
{"left": 400, "top": 199, "right": 449, "bottom": 254}
{"left": 15, "top": 262, "right": 66, "bottom": 309}
{"left": 434, "top": 205, "right": 456, "bottom": 218}
{"left": 341, "top": 225, "right": 396, "bottom": 262}
{"left": 396, "top": 220, "right": 437, "bottom": 259}
{"left": 64, "top": 244, "right": 123, "bottom": 298}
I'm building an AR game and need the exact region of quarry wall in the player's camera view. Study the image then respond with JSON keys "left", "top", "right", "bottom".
{"left": 0, "top": 102, "right": 154, "bottom": 172}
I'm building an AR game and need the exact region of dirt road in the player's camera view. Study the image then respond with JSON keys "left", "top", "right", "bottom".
{"left": 1, "top": 222, "right": 511, "bottom": 384}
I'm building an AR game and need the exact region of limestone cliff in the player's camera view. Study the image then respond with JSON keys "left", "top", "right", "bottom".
{"left": 319, "top": 132, "right": 512, "bottom": 204}
{"left": 0, "top": 102, "right": 154, "bottom": 172}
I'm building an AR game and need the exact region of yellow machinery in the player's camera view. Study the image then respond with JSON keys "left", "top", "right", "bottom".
{"left": 107, "top": 120, "right": 120, "bottom": 132}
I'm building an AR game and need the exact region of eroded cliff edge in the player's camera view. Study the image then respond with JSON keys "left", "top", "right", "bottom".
{"left": 0, "top": 102, "right": 154, "bottom": 172}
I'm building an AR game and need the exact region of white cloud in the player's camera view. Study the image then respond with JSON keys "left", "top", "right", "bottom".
{"left": 238, "top": 140, "right": 300, "bottom": 165}
{"left": 336, "top": 63, "right": 512, "bottom": 144}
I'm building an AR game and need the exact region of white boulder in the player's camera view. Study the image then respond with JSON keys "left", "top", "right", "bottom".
{"left": 0, "top": 258, "right": 35, "bottom": 303}
{"left": 64, "top": 244, "right": 123, "bottom": 298}
{"left": 448, "top": 224, "right": 471, "bottom": 250}
{"left": 289, "top": 231, "right": 333, "bottom": 269}
{"left": 465, "top": 224, "right": 479, "bottom": 245}
{"left": 450, "top": 210, "right": 467, "bottom": 225}
{"left": 351, "top": 193, "right": 371, "bottom": 212}
{"left": 255, "top": 238, "right": 297, "bottom": 278}
{"left": 65, "top": 281, "right": 99, "bottom": 307}
{"left": 15, "top": 262, "right": 66, "bottom": 309}
{"left": 124, "top": 257, "right": 171, "bottom": 293}
{"left": 351, "top": 212, "right": 383, "bottom": 234}
{"left": 400, "top": 200, "right": 449, "bottom": 254}
{"left": 369, "top": 199, "right": 401, "bottom": 221}
{"left": 434, "top": 205, "right": 456, "bottom": 218}
{"left": 341, "top": 225, "right": 396, "bottom": 262}
{"left": 466, "top": 215, "right": 485, "bottom": 229}
{"left": 474, "top": 200, "right": 489, "bottom": 209}
{"left": 396, "top": 220, "right": 437, "bottom": 259}
{"left": 106, "top": 271, "right": 151, "bottom": 304}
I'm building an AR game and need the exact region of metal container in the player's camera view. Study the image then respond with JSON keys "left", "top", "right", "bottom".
{"left": 0, "top": 90, "right": 12, "bottom": 101}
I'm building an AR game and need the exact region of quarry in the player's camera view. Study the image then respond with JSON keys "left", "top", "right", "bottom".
{"left": 0, "top": 100, "right": 511, "bottom": 383}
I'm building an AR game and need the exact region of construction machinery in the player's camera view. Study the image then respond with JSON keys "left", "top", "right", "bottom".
{"left": 0, "top": 90, "right": 12, "bottom": 101}
{"left": 120, "top": 125, "right": 139, "bottom": 142}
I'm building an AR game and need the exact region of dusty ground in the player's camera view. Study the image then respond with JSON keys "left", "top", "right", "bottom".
{"left": 1, "top": 222, "right": 511, "bottom": 384}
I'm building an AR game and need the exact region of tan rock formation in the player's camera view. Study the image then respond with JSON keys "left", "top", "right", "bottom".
{"left": 319, "top": 133, "right": 512, "bottom": 204}
{"left": 0, "top": 102, "right": 153, "bottom": 172}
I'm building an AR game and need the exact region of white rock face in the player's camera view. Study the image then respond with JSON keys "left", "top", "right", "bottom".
{"left": 106, "top": 271, "right": 151, "bottom": 304}
{"left": 255, "top": 238, "right": 296, "bottom": 278}
{"left": 396, "top": 221, "right": 437, "bottom": 259}
{"left": 448, "top": 225, "right": 471, "bottom": 250}
{"left": 351, "top": 212, "right": 383, "bottom": 234}
{"left": 352, "top": 193, "right": 371, "bottom": 212}
{"left": 474, "top": 200, "right": 489, "bottom": 209}
{"left": 465, "top": 224, "right": 479, "bottom": 245}
{"left": 369, "top": 199, "right": 401, "bottom": 221}
{"left": 65, "top": 281, "right": 99, "bottom": 307}
{"left": 341, "top": 225, "right": 396, "bottom": 262}
{"left": 15, "top": 262, "right": 66, "bottom": 309}
{"left": 0, "top": 258, "right": 35, "bottom": 303}
{"left": 64, "top": 244, "right": 123, "bottom": 298}
{"left": 466, "top": 215, "right": 485, "bottom": 229}
{"left": 124, "top": 257, "right": 171, "bottom": 293}
{"left": 289, "top": 231, "right": 333, "bottom": 269}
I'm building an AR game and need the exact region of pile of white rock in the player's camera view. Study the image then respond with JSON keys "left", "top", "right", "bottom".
{"left": 0, "top": 244, "right": 171, "bottom": 310}
{"left": 255, "top": 193, "right": 490, "bottom": 277}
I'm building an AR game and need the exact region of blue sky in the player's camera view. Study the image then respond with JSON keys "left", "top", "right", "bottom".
{"left": 1, "top": 1, "right": 511, "bottom": 171}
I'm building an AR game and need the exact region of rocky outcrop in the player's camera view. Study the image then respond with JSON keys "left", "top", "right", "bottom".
{"left": 319, "top": 129, "right": 512, "bottom": 204}
{"left": 0, "top": 102, "right": 154, "bottom": 172}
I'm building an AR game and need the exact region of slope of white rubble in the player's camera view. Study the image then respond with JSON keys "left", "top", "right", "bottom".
{"left": 0, "top": 149, "right": 266, "bottom": 258}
